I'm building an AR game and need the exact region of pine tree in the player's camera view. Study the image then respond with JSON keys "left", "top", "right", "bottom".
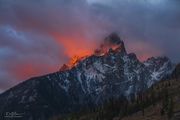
{"left": 167, "top": 97, "right": 174, "bottom": 119}
{"left": 161, "top": 88, "right": 169, "bottom": 116}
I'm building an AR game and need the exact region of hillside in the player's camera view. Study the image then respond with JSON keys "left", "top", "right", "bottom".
{"left": 55, "top": 65, "right": 180, "bottom": 120}
{"left": 52, "top": 78, "right": 180, "bottom": 120}
{"left": 122, "top": 78, "right": 180, "bottom": 120}
{"left": 122, "top": 64, "right": 180, "bottom": 120}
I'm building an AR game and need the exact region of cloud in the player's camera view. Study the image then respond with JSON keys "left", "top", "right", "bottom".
{"left": 0, "top": 0, "right": 180, "bottom": 92}
{"left": 89, "top": 0, "right": 180, "bottom": 61}
{"left": 0, "top": 25, "right": 66, "bottom": 92}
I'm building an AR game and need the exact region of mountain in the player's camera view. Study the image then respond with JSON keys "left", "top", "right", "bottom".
{"left": 0, "top": 33, "right": 174, "bottom": 120}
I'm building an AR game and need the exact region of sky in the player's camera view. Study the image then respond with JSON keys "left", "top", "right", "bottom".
{"left": 0, "top": 0, "right": 180, "bottom": 93}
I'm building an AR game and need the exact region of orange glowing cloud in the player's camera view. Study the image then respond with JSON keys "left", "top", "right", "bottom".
{"left": 51, "top": 32, "right": 97, "bottom": 59}
{"left": 11, "top": 63, "right": 56, "bottom": 81}
{"left": 51, "top": 32, "right": 162, "bottom": 63}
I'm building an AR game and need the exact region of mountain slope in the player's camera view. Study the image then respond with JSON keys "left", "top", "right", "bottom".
{"left": 64, "top": 64, "right": 180, "bottom": 120}
{"left": 0, "top": 33, "right": 174, "bottom": 120}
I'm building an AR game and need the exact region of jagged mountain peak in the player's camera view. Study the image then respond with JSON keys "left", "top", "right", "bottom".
{"left": 104, "top": 32, "right": 126, "bottom": 53}
{"left": 60, "top": 33, "right": 126, "bottom": 71}
{"left": 143, "top": 56, "right": 172, "bottom": 71}
{"left": 145, "top": 56, "right": 170, "bottom": 63}
{"left": 94, "top": 33, "right": 126, "bottom": 56}
{"left": 0, "top": 33, "right": 175, "bottom": 120}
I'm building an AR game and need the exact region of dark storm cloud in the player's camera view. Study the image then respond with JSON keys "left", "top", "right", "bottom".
{"left": 0, "top": 25, "right": 66, "bottom": 90}
{"left": 0, "top": 0, "right": 180, "bottom": 92}
{"left": 89, "top": 0, "right": 180, "bottom": 61}
{"left": 0, "top": 0, "right": 108, "bottom": 40}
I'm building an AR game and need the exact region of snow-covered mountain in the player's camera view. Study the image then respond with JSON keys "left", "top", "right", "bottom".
{"left": 0, "top": 33, "right": 174, "bottom": 120}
